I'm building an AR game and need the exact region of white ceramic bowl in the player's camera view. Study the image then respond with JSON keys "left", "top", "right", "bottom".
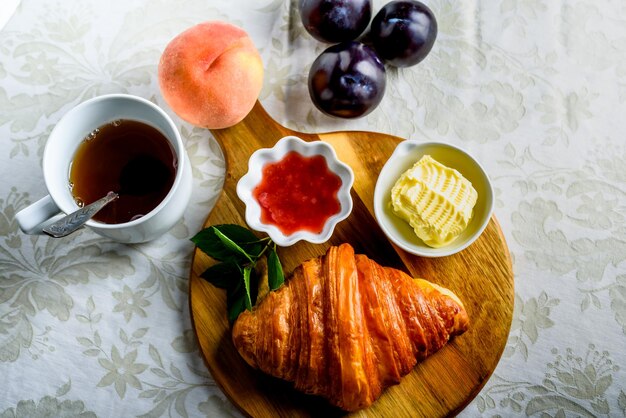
{"left": 374, "top": 141, "right": 494, "bottom": 257}
{"left": 236, "top": 136, "right": 354, "bottom": 246}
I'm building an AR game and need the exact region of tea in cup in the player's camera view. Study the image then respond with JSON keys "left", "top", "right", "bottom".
{"left": 15, "top": 94, "right": 192, "bottom": 243}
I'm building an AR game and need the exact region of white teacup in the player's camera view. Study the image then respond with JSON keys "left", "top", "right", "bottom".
{"left": 15, "top": 94, "right": 192, "bottom": 243}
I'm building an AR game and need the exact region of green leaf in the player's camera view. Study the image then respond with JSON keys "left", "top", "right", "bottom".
{"left": 191, "top": 228, "right": 236, "bottom": 262}
{"left": 243, "top": 266, "right": 253, "bottom": 310}
{"left": 200, "top": 262, "right": 241, "bottom": 289}
{"left": 213, "top": 227, "right": 254, "bottom": 263}
{"left": 250, "top": 267, "right": 259, "bottom": 307}
{"left": 267, "top": 248, "right": 284, "bottom": 291}
{"left": 191, "top": 224, "right": 284, "bottom": 325}
{"left": 226, "top": 274, "right": 243, "bottom": 300}
{"left": 215, "top": 224, "right": 259, "bottom": 244}
{"left": 214, "top": 224, "right": 268, "bottom": 258}
{"left": 213, "top": 224, "right": 264, "bottom": 257}
{"left": 227, "top": 288, "right": 247, "bottom": 324}
{"left": 191, "top": 224, "right": 260, "bottom": 263}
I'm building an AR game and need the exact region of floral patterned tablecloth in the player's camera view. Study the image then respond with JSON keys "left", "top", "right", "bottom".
{"left": 1, "top": 0, "right": 625, "bottom": 417}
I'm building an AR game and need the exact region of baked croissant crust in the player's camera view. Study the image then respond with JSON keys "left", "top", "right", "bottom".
{"left": 232, "top": 243, "right": 469, "bottom": 411}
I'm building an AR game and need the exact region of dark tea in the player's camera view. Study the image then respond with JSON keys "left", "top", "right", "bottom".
{"left": 69, "top": 119, "right": 177, "bottom": 224}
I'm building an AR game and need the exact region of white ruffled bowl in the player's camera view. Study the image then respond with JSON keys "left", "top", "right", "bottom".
{"left": 236, "top": 136, "right": 354, "bottom": 247}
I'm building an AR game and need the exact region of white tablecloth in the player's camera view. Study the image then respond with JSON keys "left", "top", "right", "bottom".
{"left": 1, "top": 0, "right": 625, "bottom": 417}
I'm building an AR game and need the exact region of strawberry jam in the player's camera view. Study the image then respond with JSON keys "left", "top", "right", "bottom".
{"left": 253, "top": 151, "right": 342, "bottom": 235}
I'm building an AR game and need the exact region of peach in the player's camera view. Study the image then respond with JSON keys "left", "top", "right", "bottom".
{"left": 158, "top": 21, "right": 264, "bottom": 129}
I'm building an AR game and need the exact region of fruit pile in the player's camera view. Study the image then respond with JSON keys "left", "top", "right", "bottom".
{"left": 302, "top": 0, "right": 438, "bottom": 118}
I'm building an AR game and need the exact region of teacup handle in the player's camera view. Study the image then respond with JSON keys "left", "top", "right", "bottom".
{"left": 15, "top": 195, "right": 62, "bottom": 234}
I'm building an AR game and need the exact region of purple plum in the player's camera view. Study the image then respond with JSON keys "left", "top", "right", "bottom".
{"left": 370, "top": 0, "right": 438, "bottom": 67}
{"left": 300, "top": 0, "right": 372, "bottom": 43}
{"left": 308, "top": 41, "right": 386, "bottom": 118}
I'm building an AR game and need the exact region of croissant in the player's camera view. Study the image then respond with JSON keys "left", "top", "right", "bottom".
{"left": 232, "top": 243, "right": 469, "bottom": 411}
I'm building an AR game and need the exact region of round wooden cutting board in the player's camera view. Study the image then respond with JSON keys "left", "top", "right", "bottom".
{"left": 189, "top": 102, "right": 514, "bottom": 418}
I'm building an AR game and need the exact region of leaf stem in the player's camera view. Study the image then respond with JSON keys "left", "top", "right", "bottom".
{"left": 254, "top": 239, "right": 275, "bottom": 260}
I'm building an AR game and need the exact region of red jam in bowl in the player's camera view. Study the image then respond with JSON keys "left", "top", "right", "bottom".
{"left": 252, "top": 151, "right": 342, "bottom": 235}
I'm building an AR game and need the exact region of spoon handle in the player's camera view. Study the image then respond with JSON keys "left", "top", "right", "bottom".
{"left": 43, "top": 192, "right": 119, "bottom": 238}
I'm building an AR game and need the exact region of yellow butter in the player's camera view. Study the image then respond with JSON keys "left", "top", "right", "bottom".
{"left": 390, "top": 155, "right": 478, "bottom": 248}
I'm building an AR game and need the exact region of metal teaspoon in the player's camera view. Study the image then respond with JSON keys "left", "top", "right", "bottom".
{"left": 43, "top": 154, "right": 170, "bottom": 238}
{"left": 43, "top": 191, "right": 119, "bottom": 238}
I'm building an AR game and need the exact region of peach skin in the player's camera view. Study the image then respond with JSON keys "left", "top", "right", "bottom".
{"left": 158, "top": 21, "right": 264, "bottom": 129}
